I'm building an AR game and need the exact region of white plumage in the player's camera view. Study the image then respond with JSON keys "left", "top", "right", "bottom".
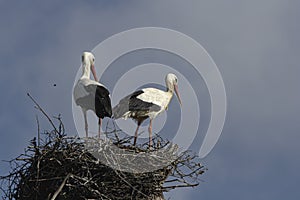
{"left": 73, "top": 52, "right": 112, "bottom": 138}
{"left": 113, "top": 73, "right": 182, "bottom": 147}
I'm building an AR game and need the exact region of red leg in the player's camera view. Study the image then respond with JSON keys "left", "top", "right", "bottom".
{"left": 98, "top": 118, "right": 102, "bottom": 138}
{"left": 149, "top": 119, "right": 153, "bottom": 147}
{"left": 83, "top": 111, "right": 88, "bottom": 138}
{"left": 133, "top": 124, "right": 140, "bottom": 146}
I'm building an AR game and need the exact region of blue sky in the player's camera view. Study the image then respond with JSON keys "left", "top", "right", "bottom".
{"left": 1, "top": 0, "right": 300, "bottom": 199}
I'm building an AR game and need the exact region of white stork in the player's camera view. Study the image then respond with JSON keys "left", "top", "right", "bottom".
{"left": 113, "top": 73, "right": 182, "bottom": 147}
{"left": 73, "top": 52, "right": 112, "bottom": 138}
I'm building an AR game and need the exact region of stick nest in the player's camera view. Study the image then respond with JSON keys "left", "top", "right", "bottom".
{"left": 1, "top": 95, "right": 206, "bottom": 200}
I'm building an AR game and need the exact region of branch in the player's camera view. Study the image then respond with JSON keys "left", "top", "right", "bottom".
{"left": 27, "top": 93, "right": 58, "bottom": 134}
{"left": 50, "top": 173, "right": 71, "bottom": 200}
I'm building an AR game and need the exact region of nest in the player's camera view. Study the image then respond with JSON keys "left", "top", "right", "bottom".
{"left": 0, "top": 94, "right": 206, "bottom": 200}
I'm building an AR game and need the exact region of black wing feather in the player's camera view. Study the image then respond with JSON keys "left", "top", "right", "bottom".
{"left": 95, "top": 85, "right": 112, "bottom": 118}
{"left": 113, "top": 90, "right": 161, "bottom": 119}
{"left": 76, "top": 84, "right": 112, "bottom": 118}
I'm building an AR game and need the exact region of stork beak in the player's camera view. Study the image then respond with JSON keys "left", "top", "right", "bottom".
{"left": 91, "top": 64, "right": 98, "bottom": 82}
{"left": 174, "top": 84, "right": 182, "bottom": 107}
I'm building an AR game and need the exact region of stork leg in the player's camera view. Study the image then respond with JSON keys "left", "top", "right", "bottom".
{"left": 148, "top": 119, "right": 153, "bottom": 147}
{"left": 98, "top": 118, "right": 102, "bottom": 138}
{"left": 133, "top": 122, "right": 141, "bottom": 146}
{"left": 83, "top": 110, "right": 88, "bottom": 138}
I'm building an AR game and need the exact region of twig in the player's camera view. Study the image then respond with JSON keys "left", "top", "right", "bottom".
{"left": 27, "top": 93, "right": 58, "bottom": 134}
{"left": 50, "top": 173, "right": 71, "bottom": 200}
{"left": 35, "top": 115, "right": 40, "bottom": 148}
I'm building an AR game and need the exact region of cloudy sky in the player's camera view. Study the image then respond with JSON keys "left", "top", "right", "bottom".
{"left": 1, "top": 0, "right": 300, "bottom": 199}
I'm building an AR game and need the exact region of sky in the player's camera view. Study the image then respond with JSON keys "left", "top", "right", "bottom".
{"left": 1, "top": 0, "right": 300, "bottom": 199}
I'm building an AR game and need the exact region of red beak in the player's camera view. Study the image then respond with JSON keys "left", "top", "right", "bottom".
{"left": 91, "top": 64, "right": 98, "bottom": 82}
{"left": 174, "top": 84, "right": 182, "bottom": 106}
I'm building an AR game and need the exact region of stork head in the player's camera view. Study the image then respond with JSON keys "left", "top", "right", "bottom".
{"left": 81, "top": 52, "right": 98, "bottom": 81}
{"left": 165, "top": 73, "right": 182, "bottom": 106}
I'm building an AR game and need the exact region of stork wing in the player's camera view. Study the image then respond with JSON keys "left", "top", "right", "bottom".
{"left": 113, "top": 90, "right": 161, "bottom": 119}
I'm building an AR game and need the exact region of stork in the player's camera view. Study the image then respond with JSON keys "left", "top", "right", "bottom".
{"left": 113, "top": 73, "right": 182, "bottom": 147}
{"left": 73, "top": 52, "right": 112, "bottom": 138}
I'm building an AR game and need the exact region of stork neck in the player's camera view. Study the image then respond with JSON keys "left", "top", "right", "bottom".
{"left": 165, "top": 87, "right": 175, "bottom": 108}
{"left": 166, "top": 84, "right": 175, "bottom": 94}
{"left": 81, "top": 62, "right": 91, "bottom": 78}
{"left": 167, "top": 88, "right": 174, "bottom": 93}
